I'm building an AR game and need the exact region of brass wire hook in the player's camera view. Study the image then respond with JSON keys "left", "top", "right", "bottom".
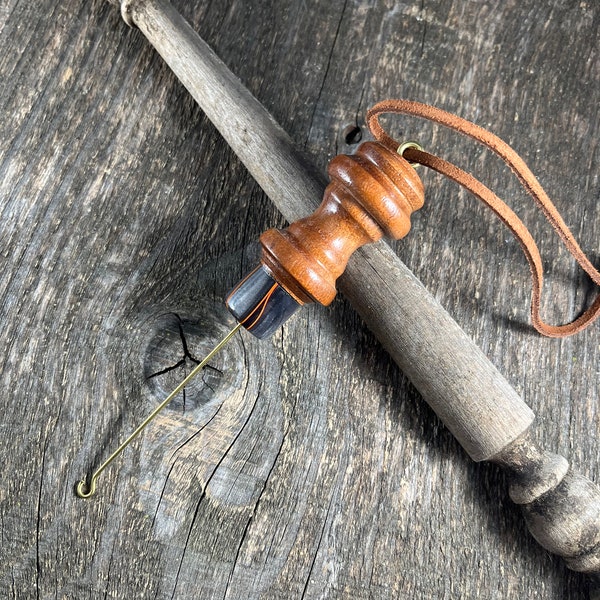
{"left": 76, "top": 322, "right": 243, "bottom": 498}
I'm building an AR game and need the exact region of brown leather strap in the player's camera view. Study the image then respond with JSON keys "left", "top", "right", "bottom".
{"left": 366, "top": 99, "right": 600, "bottom": 338}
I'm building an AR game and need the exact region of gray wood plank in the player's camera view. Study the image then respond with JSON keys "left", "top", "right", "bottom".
{"left": 0, "top": 0, "right": 598, "bottom": 598}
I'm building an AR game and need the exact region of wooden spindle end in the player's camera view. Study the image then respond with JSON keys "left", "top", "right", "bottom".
{"left": 493, "top": 431, "right": 600, "bottom": 574}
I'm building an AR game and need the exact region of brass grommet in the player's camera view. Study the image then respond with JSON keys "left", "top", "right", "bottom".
{"left": 397, "top": 141, "right": 424, "bottom": 166}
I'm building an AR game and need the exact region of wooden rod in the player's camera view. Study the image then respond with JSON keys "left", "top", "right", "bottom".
{"left": 110, "top": 0, "right": 600, "bottom": 573}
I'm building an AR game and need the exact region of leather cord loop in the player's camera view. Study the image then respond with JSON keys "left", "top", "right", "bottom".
{"left": 366, "top": 100, "right": 600, "bottom": 338}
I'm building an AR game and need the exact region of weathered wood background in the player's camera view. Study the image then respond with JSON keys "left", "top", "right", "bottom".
{"left": 1, "top": 0, "right": 598, "bottom": 598}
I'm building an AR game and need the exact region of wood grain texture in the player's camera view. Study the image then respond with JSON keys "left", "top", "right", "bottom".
{"left": 0, "top": 0, "right": 598, "bottom": 599}
{"left": 118, "top": 0, "right": 600, "bottom": 572}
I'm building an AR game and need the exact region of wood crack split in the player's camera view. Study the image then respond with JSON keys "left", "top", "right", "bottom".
{"left": 305, "top": 0, "right": 348, "bottom": 146}
{"left": 169, "top": 492, "right": 207, "bottom": 600}
{"left": 223, "top": 428, "right": 286, "bottom": 600}
{"left": 167, "top": 405, "right": 222, "bottom": 462}
{"left": 146, "top": 313, "right": 222, "bottom": 412}
{"left": 146, "top": 357, "right": 187, "bottom": 380}
{"left": 299, "top": 490, "right": 336, "bottom": 600}
{"left": 169, "top": 380, "right": 259, "bottom": 598}
{"left": 146, "top": 314, "right": 200, "bottom": 382}
{"left": 222, "top": 511, "right": 254, "bottom": 600}
{"left": 102, "top": 542, "right": 118, "bottom": 600}
{"left": 176, "top": 314, "right": 198, "bottom": 364}
{"left": 166, "top": 352, "right": 251, "bottom": 463}
{"left": 151, "top": 463, "right": 176, "bottom": 530}
{"left": 35, "top": 434, "right": 50, "bottom": 600}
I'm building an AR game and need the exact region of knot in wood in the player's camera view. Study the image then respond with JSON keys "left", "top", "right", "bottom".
{"left": 260, "top": 141, "right": 425, "bottom": 305}
{"left": 143, "top": 312, "right": 230, "bottom": 412}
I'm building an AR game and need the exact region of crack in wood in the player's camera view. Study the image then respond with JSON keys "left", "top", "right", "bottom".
{"left": 306, "top": 0, "right": 348, "bottom": 146}
{"left": 145, "top": 313, "right": 225, "bottom": 412}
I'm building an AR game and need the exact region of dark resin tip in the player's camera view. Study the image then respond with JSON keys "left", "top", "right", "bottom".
{"left": 225, "top": 265, "right": 302, "bottom": 339}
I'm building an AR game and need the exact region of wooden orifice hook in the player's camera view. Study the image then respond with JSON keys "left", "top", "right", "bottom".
{"left": 77, "top": 139, "right": 425, "bottom": 494}
{"left": 104, "top": 0, "right": 600, "bottom": 574}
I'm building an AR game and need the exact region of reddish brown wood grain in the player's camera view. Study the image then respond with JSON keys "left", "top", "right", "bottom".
{"left": 261, "top": 141, "right": 424, "bottom": 304}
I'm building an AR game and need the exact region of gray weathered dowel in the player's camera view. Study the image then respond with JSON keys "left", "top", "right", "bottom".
{"left": 108, "top": 0, "right": 600, "bottom": 573}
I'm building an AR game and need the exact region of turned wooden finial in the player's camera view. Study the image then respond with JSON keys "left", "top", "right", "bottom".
{"left": 259, "top": 141, "right": 425, "bottom": 305}
{"left": 492, "top": 431, "right": 600, "bottom": 573}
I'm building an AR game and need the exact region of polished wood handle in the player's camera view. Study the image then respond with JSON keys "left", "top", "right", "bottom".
{"left": 260, "top": 141, "right": 424, "bottom": 305}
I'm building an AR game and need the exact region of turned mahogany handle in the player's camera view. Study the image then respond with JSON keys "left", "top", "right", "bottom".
{"left": 260, "top": 141, "right": 424, "bottom": 305}
{"left": 226, "top": 141, "right": 424, "bottom": 337}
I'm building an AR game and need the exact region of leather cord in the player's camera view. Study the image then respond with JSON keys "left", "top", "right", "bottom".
{"left": 366, "top": 100, "right": 600, "bottom": 338}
